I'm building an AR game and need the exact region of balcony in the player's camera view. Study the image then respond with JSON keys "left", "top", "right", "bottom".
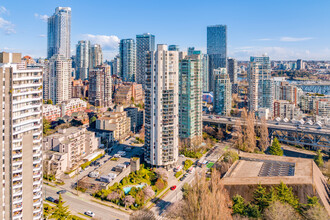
{"left": 13, "top": 173, "right": 23, "bottom": 181}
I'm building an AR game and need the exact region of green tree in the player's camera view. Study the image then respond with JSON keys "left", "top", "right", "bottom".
{"left": 51, "top": 194, "right": 71, "bottom": 220}
{"left": 314, "top": 150, "right": 324, "bottom": 167}
{"left": 253, "top": 184, "right": 270, "bottom": 211}
{"left": 43, "top": 117, "right": 51, "bottom": 135}
{"left": 89, "top": 116, "right": 96, "bottom": 124}
{"left": 306, "top": 196, "right": 320, "bottom": 208}
{"left": 47, "top": 99, "right": 53, "bottom": 104}
{"left": 275, "top": 182, "right": 299, "bottom": 209}
{"left": 269, "top": 138, "right": 283, "bottom": 156}
{"left": 232, "top": 195, "right": 246, "bottom": 215}
{"left": 245, "top": 203, "right": 261, "bottom": 218}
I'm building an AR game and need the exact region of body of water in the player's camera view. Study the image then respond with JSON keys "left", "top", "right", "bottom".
{"left": 123, "top": 184, "right": 145, "bottom": 194}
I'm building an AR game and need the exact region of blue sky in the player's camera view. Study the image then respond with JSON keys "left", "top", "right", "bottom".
{"left": 0, "top": 0, "right": 330, "bottom": 60}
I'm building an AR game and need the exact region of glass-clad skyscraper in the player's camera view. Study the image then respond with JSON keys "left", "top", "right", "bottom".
{"left": 179, "top": 54, "right": 203, "bottom": 146}
{"left": 207, "top": 25, "right": 227, "bottom": 92}
{"left": 136, "top": 33, "right": 155, "bottom": 87}
{"left": 75, "top": 40, "right": 90, "bottom": 80}
{"left": 120, "top": 39, "right": 136, "bottom": 82}
{"left": 47, "top": 7, "right": 71, "bottom": 59}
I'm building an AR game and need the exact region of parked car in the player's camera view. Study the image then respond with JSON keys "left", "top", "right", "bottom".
{"left": 57, "top": 190, "right": 67, "bottom": 194}
{"left": 84, "top": 211, "right": 95, "bottom": 217}
{"left": 170, "top": 185, "right": 177, "bottom": 190}
{"left": 46, "top": 197, "right": 55, "bottom": 203}
{"left": 180, "top": 176, "right": 186, "bottom": 181}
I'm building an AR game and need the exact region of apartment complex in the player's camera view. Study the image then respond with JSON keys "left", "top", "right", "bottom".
{"left": 124, "top": 107, "right": 144, "bottom": 133}
{"left": 47, "top": 54, "right": 72, "bottom": 104}
{"left": 187, "top": 47, "right": 209, "bottom": 92}
{"left": 136, "top": 33, "right": 155, "bottom": 87}
{"left": 114, "top": 83, "right": 143, "bottom": 105}
{"left": 60, "top": 98, "right": 87, "bottom": 116}
{"left": 89, "top": 64, "right": 112, "bottom": 107}
{"left": 0, "top": 52, "right": 43, "bottom": 219}
{"left": 275, "top": 81, "right": 303, "bottom": 105}
{"left": 95, "top": 107, "right": 131, "bottom": 142}
{"left": 90, "top": 44, "right": 103, "bottom": 69}
{"left": 43, "top": 104, "right": 61, "bottom": 121}
{"left": 179, "top": 54, "right": 203, "bottom": 145}
{"left": 43, "top": 127, "right": 100, "bottom": 171}
{"left": 47, "top": 7, "right": 71, "bottom": 59}
{"left": 75, "top": 40, "right": 90, "bottom": 80}
{"left": 213, "top": 68, "right": 232, "bottom": 116}
{"left": 248, "top": 56, "right": 274, "bottom": 113}
{"left": 120, "top": 39, "right": 136, "bottom": 82}
{"left": 145, "top": 45, "right": 179, "bottom": 168}
{"left": 273, "top": 100, "right": 302, "bottom": 120}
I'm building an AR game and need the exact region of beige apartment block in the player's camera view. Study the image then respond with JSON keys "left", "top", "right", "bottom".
{"left": 43, "top": 127, "right": 100, "bottom": 171}
{"left": 96, "top": 106, "right": 131, "bottom": 143}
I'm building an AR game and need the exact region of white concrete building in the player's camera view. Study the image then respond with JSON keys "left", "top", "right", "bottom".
{"left": 144, "top": 44, "right": 179, "bottom": 168}
{"left": 43, "top": 104, "right": 61, "bottom": 121}
{"left": 0, "top": 52, "right": 43, "bottom": 220}
{"left": 48, "top": 54, "right": 72, "bottom": 104}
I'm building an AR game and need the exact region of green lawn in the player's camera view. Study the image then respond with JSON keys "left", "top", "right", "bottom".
{"left": 206, "top": 162, "right": 214, "bottom": 169}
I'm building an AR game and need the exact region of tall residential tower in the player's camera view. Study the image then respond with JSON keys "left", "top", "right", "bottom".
{"left": 48, "top": 54, "right": 72, "bottom": 104}
{"left": 90, "top": 44, "right": 103, "bottom": 69}
{"left": 47, "top": 7, "right": 71, "bottom": 59}
{"left": 120, "top": 39, "right": 136, "bottom": 82}
{"left": 75, "top": 40, "right": 90, "bottom": 80}
{"left": 213, "top": 68, "right": 232, "bottom": 116}
{"left": 136, "top": 33, "right": 155, "bottom": 87}
{"left": 0, "top": 52, "right": 43, "bottom": 220}
{"left": 144, "top": 45, "right": 179, "bottom": 168}
{"left": 179, "top": 54, "right": 203, "bottom": 146}
{"left": 89, "top": 64, "right": 112, "bottom": 107}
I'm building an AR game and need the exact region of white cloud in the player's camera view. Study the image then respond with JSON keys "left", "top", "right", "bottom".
{"left": 39, "top": 34, "right": 46, "bottom": 38}
{"left": 82, "top": 34, "right": 120, "bottom": 50}
{"left": 230, "top": 46, "right": 330, "bottom": 60}
{"left": 0, "top": 6, "right": 9, "bottom": 15}
{"left": 280, "top": 37, "right": 313, "bottom": 42}
{"left": 255, "top": 38, "right": 273, "bottom": 41}
{"left": 0, "top": 17, "right": 15, "bottom": 34}
{"left": 34, "top": 13, "right": 49, "bottom": 22}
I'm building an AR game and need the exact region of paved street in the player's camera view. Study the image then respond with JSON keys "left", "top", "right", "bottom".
{"left": 43, "top": 184, "right": 130, "bottom": 220}
{"left": 150, "top": 142, "right": 230, "bottom": 217}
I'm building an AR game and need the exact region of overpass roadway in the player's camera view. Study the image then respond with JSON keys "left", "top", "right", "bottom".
{"left": 203, "top": 115, "right": 330, "bottom": 150}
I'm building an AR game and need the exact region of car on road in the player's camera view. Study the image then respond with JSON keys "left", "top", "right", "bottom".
{"left": 170, "top": 185, "right": 177, "bottom": 190}
{"left": 46, "top": 197, "right": 55, "bottom": 203}
{"left": 180, "top": 176, "right": 186, "bottom": 181}
{"left": 84, "top": 211, "right": 95, "bottom": 217}
{"left": 57, "top": 190, "right": 67, "bottom": 194}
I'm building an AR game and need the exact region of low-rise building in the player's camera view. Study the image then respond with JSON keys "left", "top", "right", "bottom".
{"left": 43, "top": 127, "right": 100, "bottom": 171}
{"left": 114, "top": 82, "right": 143, "bottom": 105}
{"left": 43, "top": 104, "right": 61, "bottom": 121}
{"left": 43, "top": 151, "right": 68, "bottom": 178}
{"left": 273, "top": 100, "right": 302, "bottom": 120}
{"left": 316, "top": 100, "right": 330, "bottom": 117}
{"left": 96, "top": 106, "right": 131, "bottom": 142}
{"left": 124, "top": 107, "right": 144, "bottom": 132}
{"left": 61, "top": 98, "right": 87, "bottom": 116}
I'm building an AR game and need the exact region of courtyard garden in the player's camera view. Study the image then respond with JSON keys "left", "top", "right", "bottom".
{"left": 93, "top": 165, "right": 168, "bottom": 210}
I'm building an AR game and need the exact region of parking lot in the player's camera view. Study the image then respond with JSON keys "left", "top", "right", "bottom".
{"left": 76, "top": 141, "right": 144, "bottom": 193}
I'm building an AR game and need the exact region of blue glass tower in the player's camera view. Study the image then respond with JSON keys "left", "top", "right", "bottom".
{"left": 207, "top": 25, "right": 227, "bottom": 92}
